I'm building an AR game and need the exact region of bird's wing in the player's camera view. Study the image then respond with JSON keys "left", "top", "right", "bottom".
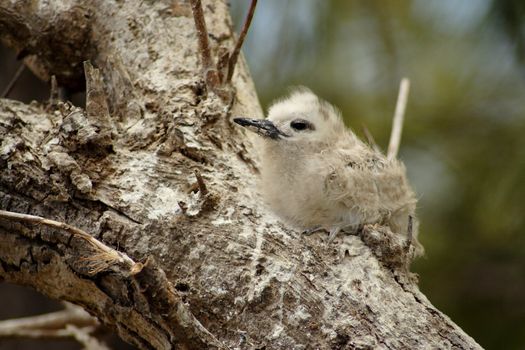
{"left": 323, "top": 148, "right": 384, "bottom": 211}
{"left": 324, "top": 145, "right": 417, "bottom": 223}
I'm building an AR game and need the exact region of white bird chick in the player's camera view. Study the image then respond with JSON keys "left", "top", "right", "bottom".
{"left": 234, "top": 88, "right": 422, "bottom": 254}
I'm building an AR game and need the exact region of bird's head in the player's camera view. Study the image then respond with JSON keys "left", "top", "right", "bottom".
{"left": 234, "top": 88, "right": 347, "bottom": 147}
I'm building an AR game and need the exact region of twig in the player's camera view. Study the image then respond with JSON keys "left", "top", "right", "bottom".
{"left": 0, "top": 325, "right": 109, "bottom": 350}
{"left": 216, "top": 46, "right": 230, "bottom": 83}
{"left": 2, "top": 63, "right": 25, "bottom": 98}
{"left": 66, "top": 324, "right": 111, "bottom": 350}
{"left": 226, "top": 0, "right": 257, "bottom": 82}
{"left": 407, "top": 215, "right": 413, "bottom": 241}
{"left": 49, "top": 75, "right": 59, "bottom": 104}
{"left": 190, "top": 0, "right": 212, "bottom": 69}
{"left": 189, "top": 0, "right": 220, "bottom": 88}
{"left": 0, "top": 210, "right": 136, "bottom": 272}
{"left": 362, "top": 123, "right": 381, "bottom": 153}
{"left": 0, "top": 304, "right": 106, "bottom": 349}
{"left": 0, "top": 306, "right": 97, "bottom": 337}
{"left": 387, "top": 78, "right": 410, "bottom": 160}
{"left": 405, "top": 215, "right": 413, "bottom": 253}
{"left": 194, "top": 169, "right": 208, "bottom": 196}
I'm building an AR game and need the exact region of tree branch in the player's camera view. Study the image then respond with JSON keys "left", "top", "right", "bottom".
{"left": 0, "top": 209, "right": 226, "bottom": 349}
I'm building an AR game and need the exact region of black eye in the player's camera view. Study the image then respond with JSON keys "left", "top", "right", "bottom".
{"left": 290, "top": 119, "right": 312, "bottom": 131}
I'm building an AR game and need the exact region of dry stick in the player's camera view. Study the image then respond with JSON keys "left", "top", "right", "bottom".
{"left": 0, "top": 325, "right": 109, "bottom": 350}
{"left": 387, "top": 78, "right": 410, "bottom": 160}
{"left": 405, "top": 215, "right": 413, "bottom": 252}
{"left": 190, "top": 0, "right": 212, "bottom": 67}
{"left": 49, "top": 75, "right": 59, "bottom": 104}
{"left": 216, "top": 47, "right": 230, "bottom": 82}
{"left": 65, "top": 324, "right": 111, "bottom": 350}
{"left": 0, "top": 305, "right": 106, "bottom": 347}
{"left": 194, "top": 169, "right": 208, "bottom": 196}
{"left": 189, "top": 0, "right": 220, "bottom": 88}
{"left": 0, "top": 328, "right": 84, "bottom": 339}
{"left": 0, "top": 210, "right": 136, "bottom": 270}
{"left": 226, "top": 0, "right": 258, "bottom": 83}
{"left": 0, "top": 308, "right": 97, "bottom": 336}
{"left": 362, "top": 123, "right": 381, "bottom": 153}
{"left": 1, "top": 63, "right": 25, "bottom": 98}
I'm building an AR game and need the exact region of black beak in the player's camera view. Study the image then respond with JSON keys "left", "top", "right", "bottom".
{"left": 233, "top": 118, "right": 288, "bottom": 140}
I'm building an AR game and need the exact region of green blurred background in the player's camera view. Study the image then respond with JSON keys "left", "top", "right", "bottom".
{"left": 231, "top": 0, "right": 525, "bottom": 349}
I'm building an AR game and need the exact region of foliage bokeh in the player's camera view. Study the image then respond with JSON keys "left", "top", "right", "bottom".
{"left": 231, "top": 1, "right": 525, "bottom": 349}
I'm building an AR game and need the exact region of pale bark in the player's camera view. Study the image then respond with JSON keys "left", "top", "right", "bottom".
{"left": 0, "top": 0, "right": 482, "bottom": 349}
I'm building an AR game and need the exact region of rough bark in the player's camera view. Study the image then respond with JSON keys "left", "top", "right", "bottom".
{"left": 0, "top": 0, "right": 482, "bottom": 349}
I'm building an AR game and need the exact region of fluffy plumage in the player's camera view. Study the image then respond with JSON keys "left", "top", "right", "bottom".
{"left": 235, "top": 88, "right": 422, "bottom": 255}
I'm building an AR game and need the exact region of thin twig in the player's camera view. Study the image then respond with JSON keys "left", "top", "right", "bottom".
{"left": 190, "top": 0, "right": 212, "bottom": 69}
{"left": 226, "top": 0, "right": 257, "bottom": 83}
{"left": 404, "top": 215, "right": 413, "bottom": 253}
{"left": 49, "top": 75, "right": 59, "bottom": 104}
{"left": 189, "top": 0, "right": 220, "bottom": 87}
{"left": 194, "top": 169, "right": 208, "bottom": 196}
{"left": 362, "top": 123, "right": 381, "bottom": 153}
{"left": 0, "top": 210, "right": 136, "bottom": 270}
{"left": 0, "top": 307, "right": 97, "bottom": 336}
{"left": 216, "top": 46, "right": 230, "bottom": 83}
{"left": 0, "top": 325, "right": 109, "bottom": 350}
{"left": 407, "top": 215, "right": 413, "bottom": 242}
{"left": 2, "top": 63, "right": 25, "bottom": 98}
{"left": 0, "top": 305, "right": 105, "bottom": 348}
{"left": 66, "top": 324, "right": 111, "bottom": 350}
{"left": 387, "top": 78, "right": 410, "bottom": 160}
{"left": 0, "top": 328, "right": 77, "bottom": 339}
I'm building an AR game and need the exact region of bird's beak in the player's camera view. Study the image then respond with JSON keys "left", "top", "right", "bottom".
{"left": 233, "top": 118, "right": 288, "bottom": 140}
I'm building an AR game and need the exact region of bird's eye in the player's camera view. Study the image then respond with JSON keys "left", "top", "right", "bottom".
{"left": 290, "top": 119, "right": 312, "bottom": 131}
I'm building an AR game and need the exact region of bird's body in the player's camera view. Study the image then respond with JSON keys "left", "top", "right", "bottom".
{"left": 235, "top": 88, "right": 422, "bottom": 254}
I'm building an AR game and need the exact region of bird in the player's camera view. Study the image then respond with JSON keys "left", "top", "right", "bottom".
{"left": 234, "top": 88, "right": 422, "bottom": 255}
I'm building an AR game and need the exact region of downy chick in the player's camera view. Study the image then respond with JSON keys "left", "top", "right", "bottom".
{"left": 234, "top": 88, "right": 422, "bottom": 255}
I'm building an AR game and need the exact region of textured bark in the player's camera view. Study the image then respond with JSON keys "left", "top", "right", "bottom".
{"left": 0, "top": 0, "right": 482, "bottom": 349}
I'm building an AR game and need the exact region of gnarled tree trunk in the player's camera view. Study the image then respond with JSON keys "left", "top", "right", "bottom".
{"left": 0, "top": 0, "right": 482, "bottom": 349}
